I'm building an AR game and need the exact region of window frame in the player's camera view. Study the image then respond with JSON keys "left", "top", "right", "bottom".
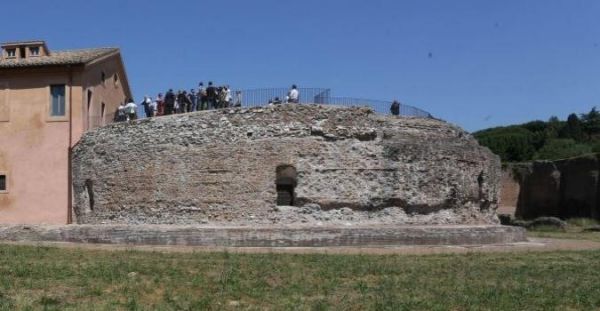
{"left": 29, "top": 46, "right": 40, "bottom": 57}
{"left": 6, "top": 49, "right": 16, "bottom": 58}
{"left": 47, "top": 84, "right": 69, "bottom": 122}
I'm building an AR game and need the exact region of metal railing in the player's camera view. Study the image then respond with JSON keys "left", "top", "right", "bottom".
{"left": 231, "top": 87, "right": 432, "bottom": 118}
{"left": 106, "top": 88, "right": 433, "bottom": 124}
{"left": 231, "top": 87, "right": 331, "bottom": 107}
{"left": 324, "top": 97, "right": 432, "bottom": 118}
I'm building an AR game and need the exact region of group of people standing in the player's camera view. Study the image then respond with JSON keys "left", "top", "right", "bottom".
{"left": 143, "top": 82, "right": 240, "bottom": 118}
{"left": 114, "top": 82, "right": 240, "bottom": 121}
{"left": 114, "top": 84, "right": 301, "bottom": 122}
{"left": 114, "top": 98, "right": 138, "bottom": 122}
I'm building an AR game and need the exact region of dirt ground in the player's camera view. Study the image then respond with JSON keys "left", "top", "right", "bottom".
{"left": 4, "top": 237, "right": 600, "bottom": 256}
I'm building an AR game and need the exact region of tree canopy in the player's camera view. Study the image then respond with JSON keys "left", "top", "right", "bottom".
{"left": 473, "top": 107, "right": 600, "bottom": 162}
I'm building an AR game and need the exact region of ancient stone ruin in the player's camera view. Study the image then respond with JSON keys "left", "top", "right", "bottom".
{"left": 504, "top": 154, "right": 600, "bottom": 220}
{"left": 72, "top": 104, "right": 503, "bottom": 227}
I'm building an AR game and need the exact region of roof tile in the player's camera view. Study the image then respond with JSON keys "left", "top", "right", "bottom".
{"left": 0, "top": 48, "right": 119, "bottom": 69}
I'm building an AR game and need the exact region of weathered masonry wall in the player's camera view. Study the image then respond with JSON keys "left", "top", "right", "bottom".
{"left": 72, "top": 104, "right": 502, "bottom": 225}
{"left": 0, "top": 224, "right": 527, "bottom": 247}
{"left": 498, "top": 167, "right": 520, "bottom": 216}
{"left": 509, "top": 154, "right": 600, "bottom": 220}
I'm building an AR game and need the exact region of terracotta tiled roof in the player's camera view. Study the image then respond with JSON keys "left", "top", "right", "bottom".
{"left": 1, "top": 40, "right": 46, "bottom": 46}
{"left": 0, "top": 47, "right": 119, "bottom": 69}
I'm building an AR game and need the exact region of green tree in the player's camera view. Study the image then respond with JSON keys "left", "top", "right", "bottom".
{"left": 474, "top": 108, "right": 600, "bottom": 162}
{"left": 581, "top": 107, "right": 600, "bottom": 140}
{"left": 474, "top": 126, "right": 536, "bottom": 162}
{"left": 560, "top": 113, "right": 585, "bottom": 141}
{"left": 544, "top": 116, "right": 563, "bottom": 140}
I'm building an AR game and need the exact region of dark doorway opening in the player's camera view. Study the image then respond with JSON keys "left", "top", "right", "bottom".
{"left": 276, "top": 165, "right": 297, "bottom": 206}
{"left": 85, "top": 179, "right": 94, "bottom": 211}
{"left": 101, "top": 102, "right": 105, "bottom": 125}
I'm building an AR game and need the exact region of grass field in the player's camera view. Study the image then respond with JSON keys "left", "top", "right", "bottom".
{"left": 528, "top": 230, "right": 600, "bottom": 242}
{"left": 1, "top": 243, "right": 600, "bottom": 310}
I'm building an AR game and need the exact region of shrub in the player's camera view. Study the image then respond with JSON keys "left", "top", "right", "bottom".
{"left": 533, "top": 139, "right": 592, "bottom": 160}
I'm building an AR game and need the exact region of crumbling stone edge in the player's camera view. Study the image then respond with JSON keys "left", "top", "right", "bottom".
{"left": 0, "top": 225, "right": 526, "bottom": 247}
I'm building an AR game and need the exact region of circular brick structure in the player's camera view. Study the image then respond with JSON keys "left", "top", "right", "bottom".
{"left": 65, "top": 104, "right": 526, "bottom": 246}
{"left": 72, "top": 104, "right": 502, "bottom": 226}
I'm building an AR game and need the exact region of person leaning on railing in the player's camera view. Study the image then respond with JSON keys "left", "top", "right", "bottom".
{"left": 390, "top": 100, "right": 400, "bottom": 116}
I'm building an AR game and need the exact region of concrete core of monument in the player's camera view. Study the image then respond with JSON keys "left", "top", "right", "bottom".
{"left": 0, "top": 104, "right": 526, "bottom": 247}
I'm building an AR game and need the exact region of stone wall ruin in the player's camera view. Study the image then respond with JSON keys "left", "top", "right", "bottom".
{"left": 508, "top": 154, "right": 600, "bottom": 220}
{"left": 72, "top": 104, "right": 502, "bottom": 226}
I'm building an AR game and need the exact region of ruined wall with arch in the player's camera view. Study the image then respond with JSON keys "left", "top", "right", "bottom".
{"left": 72, "top": 104, "right": 501, "bottom": 225}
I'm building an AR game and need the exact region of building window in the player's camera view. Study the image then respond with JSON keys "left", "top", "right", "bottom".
{"left": 101, "top": 71, "right": 106, "bottom": 85}
{"left": 30, "top": 47, "right": 40, "bottom": 56}
{"left": 19, "top": 48, "right": 26, "bottom": 59}
{"left": 50, "top": 85, "right": 66, "bottom": 117}
{"left": 0, "top": 174, "right": 6, "bottom": 192}
{"left": 6, "top": 49, "right": 16, "bottom": 58}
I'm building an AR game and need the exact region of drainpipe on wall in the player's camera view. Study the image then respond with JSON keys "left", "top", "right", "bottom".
{"left": 67, "top": 65, "right": 73, "bottom": 224}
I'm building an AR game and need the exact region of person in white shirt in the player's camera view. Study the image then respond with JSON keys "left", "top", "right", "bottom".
{"left": 224, "top": 86, "right": 232, "bottom": 107}
{"left": 234, "top": 90, "right": 243, "bottom": 107}
{"left": 115, "top": 102, "right": 127, "bottom": 122}
{"left": 125, "top": 98, "right": 137, "bottom": 121}
{"left": 288, "top": 84, "right": 299, "bottom": 103}
{"left": 149, "top": 98, "right": 157, "bottom": 117}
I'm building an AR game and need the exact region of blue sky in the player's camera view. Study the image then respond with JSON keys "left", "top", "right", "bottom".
{"left": 2, "top": 0, "right": 599, "bottom": 131}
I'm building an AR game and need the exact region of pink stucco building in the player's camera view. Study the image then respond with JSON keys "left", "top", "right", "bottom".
{"left": 0, "top": 40, "right": 132, "bottom": 224}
